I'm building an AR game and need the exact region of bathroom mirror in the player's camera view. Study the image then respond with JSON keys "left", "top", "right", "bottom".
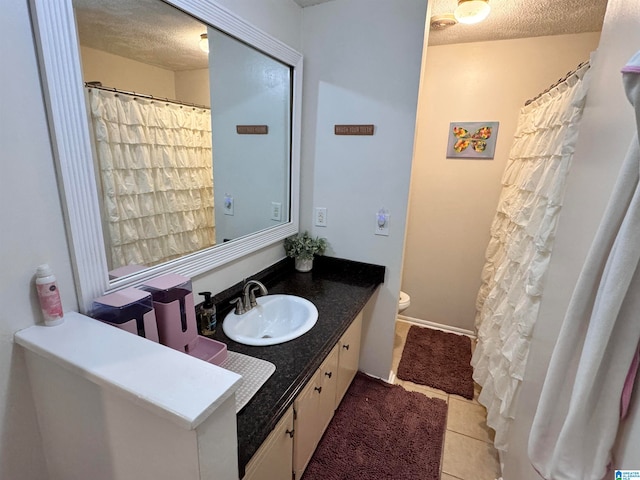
{"left": 30, "top": 0, "right": 302, "bottom": 311}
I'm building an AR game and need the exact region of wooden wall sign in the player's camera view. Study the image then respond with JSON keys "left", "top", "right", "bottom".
{"left": 236, "top": 125, "right": 269, "bottom": 134}
{"left": 334, "top": 124, "right": 374, "bottom": 136}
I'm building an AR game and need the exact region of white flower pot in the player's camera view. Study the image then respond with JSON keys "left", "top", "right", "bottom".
{"left": 295, "top": 257, "right": 313, "bottom": 272}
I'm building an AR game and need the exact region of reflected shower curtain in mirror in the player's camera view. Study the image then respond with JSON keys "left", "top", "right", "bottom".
{"left": 471, "top": 63, "right": 591, "bottom": 454}
{"left": 87, "top": 88, "right": 214, "bottom": 270}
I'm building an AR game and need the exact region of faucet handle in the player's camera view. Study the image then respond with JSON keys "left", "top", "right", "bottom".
{"left": 230, "top": 297, "right": 245, "bottom": 315}
{"left": 249, "top": 286, "right": 262, "bottom": 308}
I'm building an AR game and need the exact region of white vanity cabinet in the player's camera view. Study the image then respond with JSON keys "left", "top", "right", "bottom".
{"left": 243, "top": 406, "right": 294, "bottom": 480}
{"left": 292, "top": 311, "right": 363, "bottom": 479}
{"left": 242, "top": 311, "right": 363, "bottom": 480}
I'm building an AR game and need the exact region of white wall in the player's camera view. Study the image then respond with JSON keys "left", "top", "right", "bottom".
{"left": 0, "top": 1, "right": 301, "bottom": 479}
{"left": 503, "top": 0, "right": 640, "bottom": 477}
{"left": 80, "top": 46, "right": 177, "bottom": 99}
{"left": 402, "top": 33, "right": 600, "bottom": 332}
{"left": 175, "top": 69, "right": 210, "bottom": 107}
{"left": 211, "top": 0, "right": 302, "bottom": 50}
{"left": 81, "top": 46, "right": 212, "bottom": 107}
{"left": 300, "top": 0, "right": 428, "bottom": 378}
{"left": 0, "top": 1, "right": 77, "bottom": 478}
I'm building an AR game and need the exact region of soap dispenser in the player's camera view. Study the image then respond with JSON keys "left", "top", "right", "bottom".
{"left": 197, "top": 292, "right": 217, "bottom": 336}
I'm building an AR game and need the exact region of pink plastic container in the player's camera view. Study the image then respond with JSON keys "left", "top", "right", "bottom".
{"left": 90, "top": 287, "right": 159, "bottom": 342}
{"left": 141, "top": 274, "right": 227, "bottom": 364}
{"left": 141, "top": 274, "right": 198, "bottom": 352}
{"left": 186, "top": 336, "right": 228, "bottom": 365}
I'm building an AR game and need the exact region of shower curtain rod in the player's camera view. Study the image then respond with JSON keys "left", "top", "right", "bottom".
{"left": 524, "top": 60, "right": 590, "bottom": 106}
{"left": 84, "top": 82, "right": 210, "bottom": 110}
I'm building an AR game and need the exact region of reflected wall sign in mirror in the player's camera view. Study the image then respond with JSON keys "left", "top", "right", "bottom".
{"left": 30, "top": 0, "right": 302, "bottom": 311}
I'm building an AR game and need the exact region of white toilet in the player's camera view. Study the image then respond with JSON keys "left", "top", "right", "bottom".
{"left": 398, "top": 290, "right": 411, "bottom": 313}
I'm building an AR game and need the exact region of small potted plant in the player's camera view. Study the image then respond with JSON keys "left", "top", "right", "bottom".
{"left": 284, "top": 231, "right": 328, "bottom": 272}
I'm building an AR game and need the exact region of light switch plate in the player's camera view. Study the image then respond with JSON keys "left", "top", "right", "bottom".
{"left": 224, "top": 195, "right": 234, "bottom": 215}
{"left": 271, "top": 202, "right": 282, "bottom": 221}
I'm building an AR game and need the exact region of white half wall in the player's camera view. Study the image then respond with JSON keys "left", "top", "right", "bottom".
{"left": 503, "top": 0, "right": 640, "bottom": 477}
{"left": 300, "top": 0, "right": 429, "bottom": 378}
{"left": 402, "top": 32, "right": 600, "bottom": 332}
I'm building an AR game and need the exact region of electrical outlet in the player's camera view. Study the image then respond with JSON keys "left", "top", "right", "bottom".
{"left": 375, "top": 210, "right": 390, "bottom": 236}
{"left": 271, "top": 202, "right": 282, "bottom": 221}
{"left": 224, "top": 194, "right": 234, "bottom": 215}
{"left": 314, "top": 207, "right": 327, "bottom": 227}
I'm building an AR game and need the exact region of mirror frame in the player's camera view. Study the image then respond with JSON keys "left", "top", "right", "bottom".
{"left": 30, "top": 0, "right": 302, "bottom": 312}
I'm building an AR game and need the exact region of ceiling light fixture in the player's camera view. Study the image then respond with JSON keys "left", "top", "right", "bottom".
{"left": 454, "top": 0, "right": 491, "bottom": 25}
{"left": 199, "top": 33, "right": 209, "bottom": 53}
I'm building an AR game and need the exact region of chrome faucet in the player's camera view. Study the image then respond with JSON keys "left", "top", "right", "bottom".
{"left": 243, "top": 279, "right": 268, "bottom": 309}
{"left": 230, "top": 280, "right": 268, "bottom": 314}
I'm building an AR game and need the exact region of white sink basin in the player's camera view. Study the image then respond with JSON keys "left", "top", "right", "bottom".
{"left": 222, "top": 294, "right": 318, "bottom": 346}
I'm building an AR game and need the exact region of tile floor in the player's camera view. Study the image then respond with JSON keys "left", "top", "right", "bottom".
{"left": 391, "top": 320, "right": 501, "bottom": 480}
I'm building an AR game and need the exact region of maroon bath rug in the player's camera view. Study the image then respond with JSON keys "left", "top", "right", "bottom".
{"left": 397, "top": 326, "right": 474, "bottom": 399}
{"left": 302, "top": 372, "right": 447, "bottom": 480}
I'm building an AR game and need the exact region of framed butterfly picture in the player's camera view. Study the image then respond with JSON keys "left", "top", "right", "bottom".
{"left": 446, "top": 121, "right": 499, "bottom": 159}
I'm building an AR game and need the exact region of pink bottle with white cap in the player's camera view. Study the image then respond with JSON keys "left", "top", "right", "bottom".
{"left": 35, "top": 264, "right": 64, "bottom": 326}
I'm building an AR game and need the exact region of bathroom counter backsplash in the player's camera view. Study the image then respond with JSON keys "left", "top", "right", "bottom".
{"left": 206, "top": 256, "right": 385, "bottom": 475}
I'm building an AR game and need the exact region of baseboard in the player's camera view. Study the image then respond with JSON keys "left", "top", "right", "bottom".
{"left": 397, "top": 314, "right": 476, "bottom": 338}
{"left": 359, "top": 370, "right": 393, "bottom": 384}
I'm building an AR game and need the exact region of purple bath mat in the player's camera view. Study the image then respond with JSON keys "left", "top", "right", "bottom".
{"left": 302, "top": 372, "right": 447, "bottom": 480}
{"left": 397, "top": 326, "right": 474, "bottom": 399}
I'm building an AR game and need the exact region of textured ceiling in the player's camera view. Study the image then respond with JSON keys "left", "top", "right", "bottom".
{"left": 73, "top": 0, "right": 210, "bottom": 71}
{"left": 73, "top": 0, "right": 608, "bottom": 73}
{"left": 427, "top": 0, "right": 607, "bottom": 46}
{"left": 294, "top": 0, "right": 607, "bottom": 46}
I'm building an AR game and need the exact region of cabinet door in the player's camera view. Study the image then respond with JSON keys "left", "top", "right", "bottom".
{"left": 243, "top": 406, "right": 294, "bottom": 480}
{"left": 335, "top": 311, "right": 363, "bottom": 408}
{"left": 293, "top": 368, "right": 323, "bottom": 479}
{"left": 317, "top": 344, "right": 339, "bottom": 434}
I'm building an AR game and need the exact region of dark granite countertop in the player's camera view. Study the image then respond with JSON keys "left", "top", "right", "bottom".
{"left": 203, "top": 256, "right": 385, "bottom": 477}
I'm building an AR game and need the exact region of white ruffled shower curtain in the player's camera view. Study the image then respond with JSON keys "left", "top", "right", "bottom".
{"left": 87, "top": 88, "right": 215, "bottom": 269}
{"left": 471, "top": 63, "right": 591, "bottom": 453}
